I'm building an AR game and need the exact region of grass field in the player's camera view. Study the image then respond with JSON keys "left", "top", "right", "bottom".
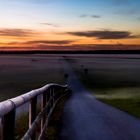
{"left": 66, "top": 54, "right": 140, "bottom": 118}
{"left": 0, "top": 54, "right": 66, "bottom": 139}
{"left": 0, "top": 54, "right": 140, "bottom": 118}
{"left": 0, "top": 54, "right": 140, "bottom": 139}
{"left": 0, "top": 54, "right": 65, "bottom": 101}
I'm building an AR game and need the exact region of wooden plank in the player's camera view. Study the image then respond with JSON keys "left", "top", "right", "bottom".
{"left": 41, "top": 93, "right": 47, "bottom": 131}
{"left": 29, "top": 96, "right": 37, "bottom": 140}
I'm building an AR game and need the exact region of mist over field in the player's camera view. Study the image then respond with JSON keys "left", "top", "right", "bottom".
{"left": 0, "top": 54, "right": 140, "bottom": 99}
{"left": 0, "top": 54, "right": 65, "bottom": 101}
{"left": 0, "top": 54, "right": 140, "bottom": 118}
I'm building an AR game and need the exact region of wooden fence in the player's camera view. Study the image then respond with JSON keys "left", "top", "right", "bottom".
{"left": 0, "top": 83, "right": 70, "bottom": 140}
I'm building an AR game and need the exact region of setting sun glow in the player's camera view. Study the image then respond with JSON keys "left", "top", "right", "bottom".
{"left": 0, "top": 0, "right": 140, "bottom": 51}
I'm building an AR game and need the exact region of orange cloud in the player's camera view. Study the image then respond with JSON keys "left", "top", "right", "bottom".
{"left": 0, "top": 28, "right": 39, "bottom": 37}
{"left": 0, "top": 28, "right": 140, "bottom": 51}
{"left": 67, "top": 30, "right": 139, "bottom": 39}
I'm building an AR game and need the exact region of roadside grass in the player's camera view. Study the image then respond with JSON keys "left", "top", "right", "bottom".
{"left": 44, "top": 95, "right": 70, "bottom": 140}
{"left": 99, "top": 98, "right": 140, "bottom": 118}
{"left": 15, "top": 113, "right": 28, "bottom": 140}
{"left": 81, "top": 76, "right": 140, "bottom": 119}
{"left": 14, "top": 95, "right": 70, "bottom": 140}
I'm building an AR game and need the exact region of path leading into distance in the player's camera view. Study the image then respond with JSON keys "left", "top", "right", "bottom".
{"left": 59, "top": 59, "right": 140, "bottom": 140}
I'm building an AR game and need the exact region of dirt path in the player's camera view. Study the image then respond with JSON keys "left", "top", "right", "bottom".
{"left": 59, "top": 59, "right": 140, "bottom": 140}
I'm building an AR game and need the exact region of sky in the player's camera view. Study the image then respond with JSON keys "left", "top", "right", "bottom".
{"left": 0, "top": 0, "right": 140, "bottom": 51}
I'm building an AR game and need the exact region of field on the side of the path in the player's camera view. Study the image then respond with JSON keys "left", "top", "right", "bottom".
{"left": 66, "top": 54, "right": 140, "bottom": 118}
{"left": 0, "top": 54, "right": 65, "bottom": 101}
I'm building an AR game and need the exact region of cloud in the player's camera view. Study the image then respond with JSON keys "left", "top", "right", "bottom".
{"left": 40, "top": 23, "right": 59, "bottom": 27}
{"left": 67, "top": 30, "right": 139, "bottom": 40}
{"left": 7, "top": 40, "right": 74, "bottom": 47}
{"left": 79, "top": 15, "right": 88, "bottom": 18}
{"left": 79, "top": 14, "right": 101, "bottom": 19}
{"left": 0, "top": 28, "right": 37, "bottom": 37}
{"left": 91, "top": 15, "right": 101, "bottom": 18}
{"left": 24, "top": 40, "right": 74, "bottom": 45}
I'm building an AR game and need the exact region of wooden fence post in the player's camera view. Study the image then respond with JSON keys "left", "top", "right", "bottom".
{"left": 41, "top": 93, "right": 47, "bottom": 131}
{"left": 50, "top": 88, "right": 53, "bottom": 108}
{"left": 2, "top": 109, "right": 16, "bottom": 140}
{"left": 29, "top": 96, "right": 37, "bottom": 140}
{"left": 52, "top": 88, "right": 55, "bottom": 107}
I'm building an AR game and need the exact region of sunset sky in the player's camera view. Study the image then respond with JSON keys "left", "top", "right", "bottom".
{"left": 0, "top": 0, "right": 140, "bottom": 50}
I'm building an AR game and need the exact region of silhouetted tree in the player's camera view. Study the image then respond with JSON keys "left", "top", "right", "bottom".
{"left": 64, "top": 73, "right": 69, "bottom": 80}
{"left": 84, "top": 68, "right": 88, "bottom": 75}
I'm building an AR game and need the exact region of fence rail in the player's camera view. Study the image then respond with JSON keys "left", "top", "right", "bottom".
{"left": 0, "top": 83, "right": 70, "bottom": 140}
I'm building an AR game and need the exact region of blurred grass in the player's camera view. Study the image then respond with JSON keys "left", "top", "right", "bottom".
{"left": 14, "top": 95, "right": 70, "bottom": 140}
{"left": 15, "top": 113, "right": 28, "bottom": 140}
{"left": 80, "top": 74, "right": 140, "bottom": 119}
{"left": 0, "top": 55, "right": 67, "bottom": 139}
{"left": 45, "top": 95, "right": 70, "bottom": 140}
{"left": 99, "top": 99, "right": 140, "bottom": 118}
{"left": 0, "top": 55, "right": 65, "bottom": 101}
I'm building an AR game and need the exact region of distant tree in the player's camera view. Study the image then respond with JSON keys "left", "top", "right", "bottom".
{"left": 84, "top": 68, "right": 88, "bottom": 75}
{"left": 64, "top": 73, "right": 69, "bottom": 80}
